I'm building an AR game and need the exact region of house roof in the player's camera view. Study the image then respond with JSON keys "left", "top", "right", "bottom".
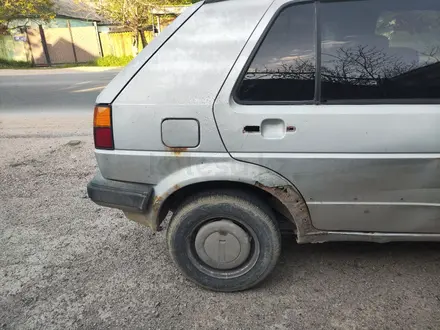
{"left": 54, "top": 0, "right": 103, "bottom": 21}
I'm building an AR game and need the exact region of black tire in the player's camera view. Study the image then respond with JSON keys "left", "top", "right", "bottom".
{"left": 167, "top": 190, "right": 281, "bottom": 292}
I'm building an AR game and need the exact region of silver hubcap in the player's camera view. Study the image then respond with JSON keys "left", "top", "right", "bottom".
{"left": 194, "top": 220, "right": 251, "bottom": 270}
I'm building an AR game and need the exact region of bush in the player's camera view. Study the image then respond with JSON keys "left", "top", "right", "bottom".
{"left": 0, "top": 59, "right": 32, "bottom": 69}
{"left": 95, "top": 55, "right": 134, "bottom": 67}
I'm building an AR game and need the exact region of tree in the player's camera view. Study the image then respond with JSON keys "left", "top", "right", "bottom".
{"left": 0, "top": 0, "right": 55, "bottom": 34}
{"left": 84, "top": 0, "right": 193, "bottom": 55}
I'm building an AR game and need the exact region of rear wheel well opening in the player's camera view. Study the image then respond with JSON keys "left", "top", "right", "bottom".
{"left": 158, "top": 181, "right": 296, "bottom": 233}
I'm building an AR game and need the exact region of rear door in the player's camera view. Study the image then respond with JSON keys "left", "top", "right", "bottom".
{"left": 214, "top": 0, "right": 440, "bottom": 233}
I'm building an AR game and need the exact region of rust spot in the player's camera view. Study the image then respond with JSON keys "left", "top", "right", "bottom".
{"left": 254, "top": 181, "right": 322, "bottom": 242}
{"left": 152, "top": 195, "right": 163, "bottom": 212}
{"left": 153, "top": 185, "right": 180, "bottom": 214}
{"left": 167, "top": 147, "right": 188, "bottom": 156}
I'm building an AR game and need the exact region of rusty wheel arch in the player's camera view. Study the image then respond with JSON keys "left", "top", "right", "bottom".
{"left": 157, "top": 180, "right": 319, "bottom": 241}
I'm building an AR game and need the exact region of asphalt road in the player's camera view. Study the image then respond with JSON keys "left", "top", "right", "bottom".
{"left": 0, "top": 68, "right": 120, "bottom": 113}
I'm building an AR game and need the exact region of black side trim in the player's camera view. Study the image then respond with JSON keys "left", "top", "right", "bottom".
{"left": 314, "top": 1, "right": 322, "bottom": 103}
{"left": 87, "top": 172, "right": 153, "bottom": 213}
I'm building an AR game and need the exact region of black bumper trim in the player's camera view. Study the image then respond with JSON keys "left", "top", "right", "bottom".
{"left": 87, "top": 172, "right": 153, "bottom": 213}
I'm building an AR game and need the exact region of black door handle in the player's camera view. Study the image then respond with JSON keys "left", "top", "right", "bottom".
{"left": 243, "top": 125, "right": 260, "bottom": 133}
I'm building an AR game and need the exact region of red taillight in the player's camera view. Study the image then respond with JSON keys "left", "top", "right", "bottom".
{"left": 93, "top": 105, "right": 114, "bottom": 150}
{"left": 94, "top": 127, "right": 113, "bottom": 149}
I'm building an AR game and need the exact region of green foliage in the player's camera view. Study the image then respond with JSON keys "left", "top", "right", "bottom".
{"left": 95, "top": 55, "right": 134, "bottom": 67}
{"left": 85, "top": 0, "right": 191, "bottom": 32}
{"left": 0, "top": 58, "right": 32, "bottom": 68}
{"left": 0, "top": 0, "right": 55, "bottom": 33}
{"left": 80, "top": 0, "right": 192, "bottom": 55}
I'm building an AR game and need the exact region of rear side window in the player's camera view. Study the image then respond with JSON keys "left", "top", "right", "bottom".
{"left": 235, "top": 4, "right": 316, "bottom": 103}
{"left": 235, "top": 0, "right": 440, "bottom": 104}
{"left": 321, "top": 0, "right": 440, "bottom": 101}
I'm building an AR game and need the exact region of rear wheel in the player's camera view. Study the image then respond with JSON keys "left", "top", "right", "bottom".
{"left": 167, "top": 190, "right": 281, "bottom": 292}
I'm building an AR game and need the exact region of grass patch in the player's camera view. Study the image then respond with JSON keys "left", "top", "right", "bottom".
{"left": 95, "top": 55, "right": 134, "bottom": 67}
{"left": 0, "top": 59, "right": 32, "bottom": 69}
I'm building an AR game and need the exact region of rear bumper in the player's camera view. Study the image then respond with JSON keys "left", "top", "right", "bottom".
{"left": 87, "top": 172, "right": 154, "bottom": 214}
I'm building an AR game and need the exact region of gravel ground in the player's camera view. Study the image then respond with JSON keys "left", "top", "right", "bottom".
{"left": 1, "top": 114, "right": 440, "bottom": 329}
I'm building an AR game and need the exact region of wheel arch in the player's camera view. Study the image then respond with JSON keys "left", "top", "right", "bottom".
{"left": 141, "top": 161, "right": 315, "bottom": 241}
{"left": 160, "top": 180, "right": 294, "bottom": 227}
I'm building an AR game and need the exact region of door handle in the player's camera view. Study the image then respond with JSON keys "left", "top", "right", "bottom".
{"left": 243, "top": 125, "right": 260, "bottom": 133}
{"left": 261, "top": 119, "right": 286, "bottom": 139}
{"left": 243, "top": 121, "right": 296, "bottom": 137}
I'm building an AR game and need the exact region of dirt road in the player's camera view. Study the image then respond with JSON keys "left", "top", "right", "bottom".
{"left": 1, "top": 113, "right": 440, "bottom": 329}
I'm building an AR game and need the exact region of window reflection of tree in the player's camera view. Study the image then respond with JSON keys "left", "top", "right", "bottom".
{"left": 245, "top": 58, "right": 315, "bottom": 82}
{"left": 321, "top": 45, "right": 419, "bottom": 86}
{"left": 244, "top": 45, "right": 440, "bottom": 85}
{"left": 423, "top": 46, "right": 440, "bottom": 62}
{"left": 322, "top": 45, "right": 440, "bottom": 87}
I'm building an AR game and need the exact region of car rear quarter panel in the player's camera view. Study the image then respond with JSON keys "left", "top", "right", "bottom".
{"left": 96, "top": 1, "right": 204, "bottom": 105}
{"left": 110, "top": 0, "right": 274, "bottom": 153}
